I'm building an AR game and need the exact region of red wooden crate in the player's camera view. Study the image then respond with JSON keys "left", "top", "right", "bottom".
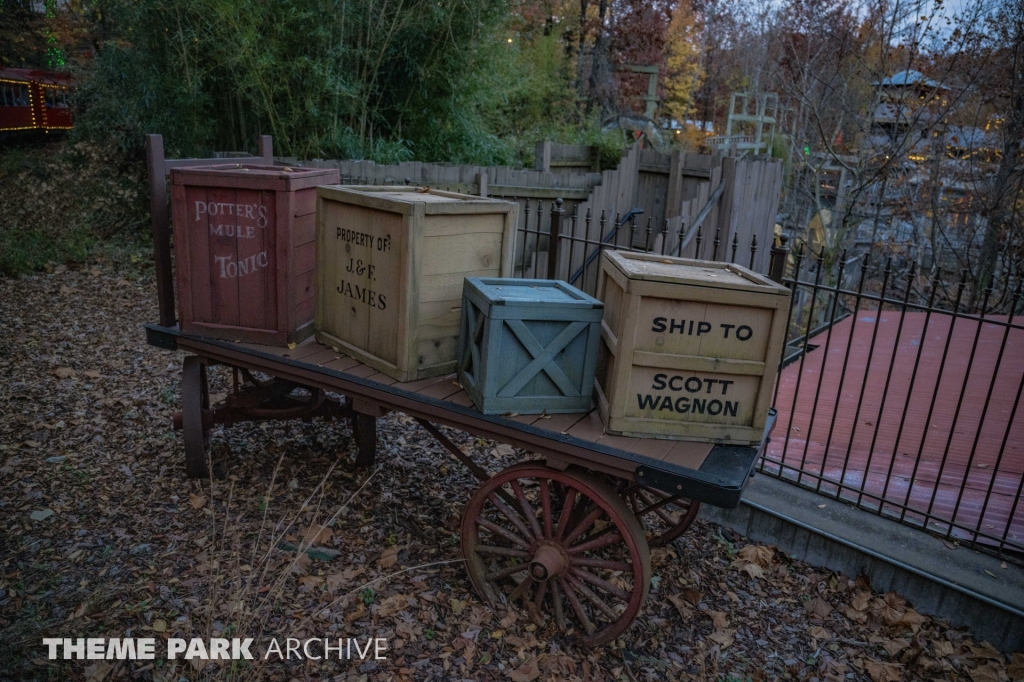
{"left": 170, "top": 164, "right": 339, "bottom": 345}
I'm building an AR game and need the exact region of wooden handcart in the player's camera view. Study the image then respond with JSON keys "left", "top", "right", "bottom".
{"left": 145, "top": 135, "right": 776, "bottom": 646}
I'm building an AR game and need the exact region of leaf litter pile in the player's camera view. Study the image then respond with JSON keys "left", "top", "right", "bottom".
{"left": 1, "top": 259, "right": 1021, "bottom": 682}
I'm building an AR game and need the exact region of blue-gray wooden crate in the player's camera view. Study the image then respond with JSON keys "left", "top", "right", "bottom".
{"left": 457, "top": 278, "right": 604, "bottom": 415}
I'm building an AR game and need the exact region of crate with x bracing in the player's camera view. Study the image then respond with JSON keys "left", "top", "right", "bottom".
{"left": 457, "top": 278, "right": 603, "bottom": 415}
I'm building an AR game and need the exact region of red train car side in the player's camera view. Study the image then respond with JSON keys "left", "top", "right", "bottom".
{"left": 0, "top": 68, "right": 73, "bottom": 133}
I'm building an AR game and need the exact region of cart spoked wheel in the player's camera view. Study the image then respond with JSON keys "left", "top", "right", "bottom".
{"left": 182, "top": 356, "right": 211, "bottom": 479}
{"left": 462, "top": 463, "right": 651, "bottom": 647}
{"left": 617, "top": 483, "right": 701, "bottom": 548}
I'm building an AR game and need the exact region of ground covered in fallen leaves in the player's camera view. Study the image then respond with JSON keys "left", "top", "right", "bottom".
{"left": 1, "top": 254, "right": 1022, "bottom": 682}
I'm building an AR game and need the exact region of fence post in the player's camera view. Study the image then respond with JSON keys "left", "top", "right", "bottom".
{"left": 768, "top": 233, "right": 790, "bottom": 283}
{"left": 535, "top": 140, "right": 552, "bottom": 173}
{"left": 548, "top": 198, "right": 564, "bottom": 280}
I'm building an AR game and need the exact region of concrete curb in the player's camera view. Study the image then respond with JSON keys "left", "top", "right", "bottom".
{"left": 699, "top": 475, "right": 1024, "bottom": 651}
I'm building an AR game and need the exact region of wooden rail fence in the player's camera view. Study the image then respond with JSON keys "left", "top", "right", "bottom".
{"left": 277, "top": 145, "right": 783, "bottom": 294}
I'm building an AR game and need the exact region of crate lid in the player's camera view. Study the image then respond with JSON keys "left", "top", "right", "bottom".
{"left": 603, "top": 250, "right": 789, "bottom": 295}
{"left": 318, "top": 185, "right": 515, "bottom": 215}
{"left": 465, "top": 278, "right": 603, "bottom": 308}
{"left": 171, "top": 163, "right": 339, "bottom": 191}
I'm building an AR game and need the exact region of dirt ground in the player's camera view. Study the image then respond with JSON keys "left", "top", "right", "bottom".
{"left": 1, "top": 256, "right": 1021, "bottom": 682}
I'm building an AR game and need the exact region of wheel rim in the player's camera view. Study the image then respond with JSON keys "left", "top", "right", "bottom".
{"left": 182, "top": 356, "right": 210, "bottom": 479}
{"left": 619, "top": 483, "right": 700, "bottom": 547}
{"left": 462, "top": 463, "right": 651, "bottom": 647}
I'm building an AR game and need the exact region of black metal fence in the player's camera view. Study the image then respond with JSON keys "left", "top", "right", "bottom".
{"left": 507, "top": 199, "right": 1024, "bottom": 561}
{"left": 763, "top": 246, "right": 1024, "bottom": 559}
{"left": 502, "top": 197, "right": 770, "bottom": 298}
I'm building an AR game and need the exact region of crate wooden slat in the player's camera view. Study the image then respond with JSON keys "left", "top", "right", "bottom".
{"left": 457, "top": 278, "right": 603, "bottom": 415}
{"left": 171, "top": 164, "right": 339, "bottom": 345}
{"left": 315, "top": 186, "right": 517, "bottom": 382}
{"left": 595, "top": 250, "right": 790, "bottom": 445}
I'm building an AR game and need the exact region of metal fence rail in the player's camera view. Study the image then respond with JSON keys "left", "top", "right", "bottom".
{"left": 506, "top": 199, "right": 1024, "bottom": 560}
{"left": 503, "top": 198, "right": 768, "bottom": 298}
{"left": 764, "top": 247, "right": 1024, "bottom": 559}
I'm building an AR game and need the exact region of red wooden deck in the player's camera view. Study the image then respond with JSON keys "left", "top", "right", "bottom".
{"left": 769, "top": 311, "right": 1024, "bottom": 549}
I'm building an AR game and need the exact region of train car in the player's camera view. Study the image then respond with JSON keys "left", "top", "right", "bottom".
{"left": 0, "top": 68, "right": 73, "bottom": 134}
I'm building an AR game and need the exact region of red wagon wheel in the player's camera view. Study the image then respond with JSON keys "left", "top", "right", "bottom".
{"left": 618, "top": 483, "right": 701, "bottom": 548}
{"left": 181, "top": 356, "right": 211, "bottom": 479}
{"left": 462, "top": 463, "right": 651, "bottom": 647}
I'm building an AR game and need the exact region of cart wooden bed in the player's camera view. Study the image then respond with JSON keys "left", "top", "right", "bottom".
{"left": 144, "top": 134, "right": 777, "bottom": 647}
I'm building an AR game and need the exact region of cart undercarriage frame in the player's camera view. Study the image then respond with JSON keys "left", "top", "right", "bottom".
{"left": 147, "top": 324, "right": 773, "bottom": 646}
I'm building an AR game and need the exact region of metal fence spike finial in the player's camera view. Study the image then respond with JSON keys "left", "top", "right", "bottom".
{"left": 695, "top": 225, "right": 704, "bottom": 259}
{"left": 713, "top": 226, "right": 721, "bottom": 261}
{"left": 749, "top": 233, "right": 758, "bottom": 269}
{"left": 731, "top": 233, "right": 739, "bottom": 263}
{"left": 661, "top": 219, "right": 669, "bottom": 255}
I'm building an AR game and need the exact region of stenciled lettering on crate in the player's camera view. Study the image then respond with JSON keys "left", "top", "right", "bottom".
{"left": 316, "top": 187, "right": 518, "bottom": 382}
{"left": 171, "top": 164, "right": 339, "bottom": 346}
{"left": 595, "top": 250, "right": 790, "bottom": 445}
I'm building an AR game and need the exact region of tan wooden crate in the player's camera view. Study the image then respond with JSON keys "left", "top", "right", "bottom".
{"left": 595, "top": 250, "right": 791, "bottom": 445}
{"left": 315, "top": 186, "right": 518, "bottom": 382}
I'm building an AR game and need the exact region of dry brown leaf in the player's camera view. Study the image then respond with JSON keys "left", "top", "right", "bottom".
{"left": 378, "top": 545, "right": 399, "bottom": 569}
{"left": 289, "top": 552, "right": 311, "bottom": 575}
{"left": 844, "top": 605, "right": 868, "bottom": 623}
{"left": 450, "top": 598, "right": 467, "bottom": 615}
{"left": 303, "top": 524, "right": 333, "bottom": 546}
{"left": 934, "top": 640, "right": 956, "bottom": 658}
{"left": 968, "top": 663, "right": 1008, "bottom": 682}
{"left": 505, "top": 633, "right": 539, "bottom": 649}
{"left": 667, "top": 594, "right": 694, "bottom": 620}
{"left": 864, "top": 660, "right": 904, "bottom": 682}
{"left": 969, "top": 643, "right": 1004, "bottom": 661}
{"left": 537, "top": 653, "right": 576, "bottom": 676}
{"left": 680, "top": 587, "right": 703, "bottom": 606}
{"left": 53, "top": 367, "right": 76, "bottom": 379}
{"left": 395, "top": 617, "right": 423, "bottom": 640}
{"left": 298, "top": 575, "right": 324, "bottom": 592}
{"left": 508, "top": 657, "right": 541, "bottom": 682}
{"left": 878, "top": 592, "right": 906, "bottom": 623}
{"left": 708, "top": 629, "right": 736, "bottom": 648}
{"left": 805, "top": 597, "right": 833, "bottom": 619}
{"left": 1006, "top": 653, "right": 1024, "bottom": 680}
{"left": 897, "top": 608, "right": 928, "bottom": 631}
{"left": 879, "top": 638, "right": 910, "bottom": 657}
{"left": 377, "top": 594, "right": 410, "bottom": 618}
{"left": 345, "top": 602, "right": 367, "bottom": 625}
{"left": 808, "top": 626, "right": 832, "bottom": 641}
{"left": 851, "top": 591, "right": 873, "bottom": 611}
{"left": 151, "top": 618, "right": 166, "bottom": 632}
{"left": 83, "top": 662, "right": 113, "bottom": 681}
{"left": 737, "top": 544, "right": 774, "bottom": 567}
{"left": 188, "top": 494, "right": 207, "bottom": 509}
{"left": 740, "top": 562, "right": 765, "bottom": 579}
{"left": 708, "top": 610, "right": 729, "bottom": 629}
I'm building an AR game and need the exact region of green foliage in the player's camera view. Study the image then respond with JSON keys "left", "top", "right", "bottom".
{"left": 73, "top": 0, "right": 516, "bottom": 163}
{"left": 474, "top": 29, "right": 626, "bottom": 169}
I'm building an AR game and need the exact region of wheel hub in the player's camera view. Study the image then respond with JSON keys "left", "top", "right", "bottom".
{"left": 529, "top": 541, "right": 569, "bottom": 581}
